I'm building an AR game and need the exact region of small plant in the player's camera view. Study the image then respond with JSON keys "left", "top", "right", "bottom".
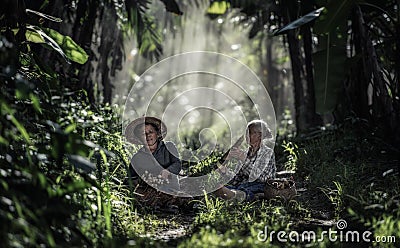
{"left": 194, "top": 193, "right": 224, "bottom": 226}
{"left": 282, "top": 140, "right": 299, "bottom": 171}
{"left": 319, "top": 181, "right": 344, "bottom": 219}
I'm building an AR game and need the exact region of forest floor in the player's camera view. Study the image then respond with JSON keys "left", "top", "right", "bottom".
{"left": 121, "top": 127, "right": 399, "bottom": 247}
{"left": 144, "top": 187, "right": 334, "bottom": 244}
{"left": 148, "top": 179, "right": 336, "bottom": 246}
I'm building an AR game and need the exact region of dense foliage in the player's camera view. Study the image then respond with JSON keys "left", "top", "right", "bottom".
{"left": 210, "top": 0, "right": 400, "bottom": 141}
{"left": 1, "top": 0, "right": 142, "bottom": 245}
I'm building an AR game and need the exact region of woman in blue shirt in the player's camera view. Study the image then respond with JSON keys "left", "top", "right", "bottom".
{"left": 125, "top": 116, "right": 181, "bottom": 192}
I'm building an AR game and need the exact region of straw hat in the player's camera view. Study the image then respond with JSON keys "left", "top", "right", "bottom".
{"left": 125, "top": 116, "right": 167, "bottom": 144}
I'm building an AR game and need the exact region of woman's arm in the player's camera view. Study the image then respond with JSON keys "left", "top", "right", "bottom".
{"left": 165, "top": 141, "right": 181, "bottom": 175}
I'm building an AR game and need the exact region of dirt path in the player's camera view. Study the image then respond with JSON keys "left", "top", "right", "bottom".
{"left": 154, "top": 213, "right": 194, "bottom": 242}
{"left": 145, "top": 180, "right": 336, "bottom": 245}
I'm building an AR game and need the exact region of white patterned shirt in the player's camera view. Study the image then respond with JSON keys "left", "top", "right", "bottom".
{"left": 230, "top": 141, "right": 276, "bottom": 186}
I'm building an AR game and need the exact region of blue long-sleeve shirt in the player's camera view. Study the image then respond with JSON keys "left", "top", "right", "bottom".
{"left": 129, "top": 141, "right": 181, "bottom": 177}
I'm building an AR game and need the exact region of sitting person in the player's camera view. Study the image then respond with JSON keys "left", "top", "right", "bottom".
{"left": 125, "top": 116, "right": 181, "bottom": 194}
{"left": 214, "top": 120, "right": 276, "bottom": 202}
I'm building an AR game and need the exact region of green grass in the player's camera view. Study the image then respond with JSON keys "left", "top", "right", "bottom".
{"left": 175, "top": 121, "right": 399, "bottom": 247}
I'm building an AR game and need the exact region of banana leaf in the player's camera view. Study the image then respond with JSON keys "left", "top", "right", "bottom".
{"left": 25, "top": 25, "right": 88, "bottom": 64}
{"left": 274, "top": 7, "right": 325, "bottom": 35}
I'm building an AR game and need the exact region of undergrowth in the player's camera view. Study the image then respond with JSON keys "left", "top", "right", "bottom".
{"left": 179, "top": 120, "right": 399, "bottom": 247}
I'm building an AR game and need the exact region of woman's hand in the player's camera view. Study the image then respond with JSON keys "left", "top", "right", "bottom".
{"left": 227, "top": 147, "right": 246, "bottom": 161}
{"left": 160, "top": 169, "right": 171, "bottom": 179}
{"left": 217, "top": 163, "right": 228, "bottom": 174}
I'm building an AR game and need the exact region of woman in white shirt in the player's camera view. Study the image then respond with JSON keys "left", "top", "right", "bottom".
{"left": 214, "top": 120, "right": 276, "bottom": 201}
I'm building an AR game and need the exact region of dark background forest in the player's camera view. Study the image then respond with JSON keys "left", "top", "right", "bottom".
{"left": 1, "top": 0, "right": 399, "bottom": 247}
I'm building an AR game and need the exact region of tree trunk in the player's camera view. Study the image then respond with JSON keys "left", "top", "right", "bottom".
{"left": 280, "top": 0, "right": 323, "bottom": 133}
{"left": 75, "top": 0, "right": 98, "bottom": 103}
{"left": 286, "top": 29, "right": 308, "bottom": 132}
{"left": 302, "top": 24, "right": 321, "bottom": 126}
{"left": 349, "top": 9, "right": 369, "bottom": 119}
{"left": 281, "top": 1, "right": 308, "bottom": 133}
